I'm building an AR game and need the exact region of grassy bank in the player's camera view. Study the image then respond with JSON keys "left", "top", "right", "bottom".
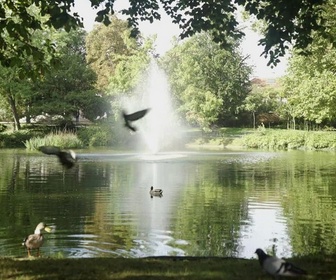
{"left": 187, "top": 128, "right": 336, "bottom": 151}
{"left": 1, "top": 255, "right": 336, "bottom": 279}
{"left": 233, "top": 129, "right": 336, "bottom": 150}
{"left": 2, "top": 126, "right": 336, "bottom": 151}
{"left": 186, "top": 128, "right": 253, "bottom": 149}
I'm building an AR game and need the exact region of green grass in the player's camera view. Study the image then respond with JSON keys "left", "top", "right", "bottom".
{"left": 1, "top": 256, "right": 336, "bottom": 279}
{"left": 24, "top": 131, "right": 84, "bottom": 151}
{"left": 234, "top": 129, "right": 336, "bottom": 150}
{"left": 186, "top": 128, "right": 253, "bottom": 149}
{"left": 187, "top": 128, "right": 336, "bottom": 151}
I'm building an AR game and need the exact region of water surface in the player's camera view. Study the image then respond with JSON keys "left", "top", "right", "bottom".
{"left": 0, "top": 149, "right": 336, "bottom": 259}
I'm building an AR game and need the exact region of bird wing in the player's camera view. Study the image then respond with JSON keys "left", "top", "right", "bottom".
{"left": 58, "top": 151, "right": 76, "bottom": 169}
{"left": 125, "top": 122, "right": 137, "bottom": 132}
{"left": 38, "top": 146, "right": 61, "bottom": 155}
{"left": 277, "top": 261, "right": 307, "bottom": 277}
{"left": 263, "top": 256, "right": 307, "bottom": 277}
{"left": 124, "top": 108, "right": 150, "bottom": 122}
{"left": 24, "top": 234, "right": 43, "bottom": 249}
{"left": 263, "top": 256, "right": 286, "bottom": 276}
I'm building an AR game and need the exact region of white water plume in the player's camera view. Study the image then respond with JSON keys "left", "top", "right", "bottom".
{"left": 121, "top": 59, "right": 183, "bottom": 153}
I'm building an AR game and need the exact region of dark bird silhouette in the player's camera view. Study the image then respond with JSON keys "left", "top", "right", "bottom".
{"left": 149, "top": 186, "right": 163, "bottom": 197}
{"left": 22, "top": 222, "right": 52, "bottom": 257}
{"left": 255, "top": 248, "right": 307, "bottom": 278}
{"left": 122, "top": 108, "right": 150, "bottom": 132}
{"left": 38, "top": 146, "right": 77, "bottom": 169}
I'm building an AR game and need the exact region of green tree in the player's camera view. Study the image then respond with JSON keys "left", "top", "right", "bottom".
{"left": 30, "top": 29, "right": 107, "bottom": 123}
{"left": 0, "top": 0, "right": 331, "bottom": 71}
{"left": 162, "top": 32, "right": 251, "bottom": 130}
{"left": 243, "top": 80, "right": 282, "bottom": 129}
{"left": 85, "top": 16, "right": 151, "bottom": 92}
{"left": 0, "top": 66, "right": 32, "bottom": 130}
{"left": 281, "top": 0, "right": 336, "bottom": 129}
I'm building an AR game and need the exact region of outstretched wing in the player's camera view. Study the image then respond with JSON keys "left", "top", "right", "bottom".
{"left": 124, "top": 108, "right": 150, "bottom": 122}
{"left": 38, "top": 146, "right": 61, "bottom": 155}
{"left": 125, "top": 122, "right": 137, "bottom": 132}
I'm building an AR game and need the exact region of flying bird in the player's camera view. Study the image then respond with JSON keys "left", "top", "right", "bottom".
{"left": 149, "top": 186, "right": 163, "bottom": 197}
{"left": 122, "top": 108, "right": 150, "bottom": 132}
{"left": 22, "top": 222, "right": 52, "bottom": 257}
{"left": 255, "top": 248, "right": 307, "bottom": 278}
{"left": 38, "top": 146, "right": 77, "bottom": 169}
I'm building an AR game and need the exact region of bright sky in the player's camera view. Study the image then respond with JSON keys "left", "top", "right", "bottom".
{"left": 73, "top": 0, "right": 287, "bottom": 78}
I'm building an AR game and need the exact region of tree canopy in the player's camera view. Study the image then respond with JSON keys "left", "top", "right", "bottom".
{"left": 162, "top": 32, "right": 252, "bottom": 129}
{"left": 0, "top": 0, "right": 330, "bottom": 72}
{"left": 85, "top": 16, "right": 151, "bottom": 91}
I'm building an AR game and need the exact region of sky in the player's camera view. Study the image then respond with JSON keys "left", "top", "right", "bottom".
{"left": 73, "top": 0, "right": 288, "bottom": 78}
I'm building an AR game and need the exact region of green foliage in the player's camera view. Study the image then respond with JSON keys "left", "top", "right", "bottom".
{"left": 281, "top": 1, "right": 336, "bottom": 128}
{"left": 24, "top": 131, "right": 83, "bottom": 151}
{"left": 162, "top": 32, "right": 252, "bottom": 130}
{"left": 86, "top": 16, "right": 151, "bottom": 92}
{"left": 0, "top": 0, "right": 330, "bottom": 73}
{"left": 0, "top": 130, "right": 40, "bottom": 148}
{"left": 108, "top": 48, "right": 151, "bottom": 96}
{"left": 237, "top": 129, "right": 336, "bottom": 150}
{"left": 242, "top": 80, "right": 282, "bottom": 128}
{"left": 30, "top": 29, "right": 104, "bottom": 122}
{"left": 77, "top": 125, "right": 114, "bottom": 147}
{"left": 0, "top": 65, "right": 34, "bottom": 130}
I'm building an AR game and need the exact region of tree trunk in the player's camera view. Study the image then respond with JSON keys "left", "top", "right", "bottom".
{"left": 252, "top": 112, "right": 256, "bottom": 129}
{"left": 25, "top": 105, "right": 31, "bottom": 124}
{"left": 7, "top": 94, "right": 21, "bottom": 130}
{"left": 292, "top": 116, "right": 296, "bottom": 130}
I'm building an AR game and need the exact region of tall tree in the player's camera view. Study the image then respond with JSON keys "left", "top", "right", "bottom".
{"left": 0, "top": 66, "right": 31, "bottom": 130}
{"left": 162, "top": 32, "right": 252, "bottom": 130}
{"left": 242, "top": 79, "right": 281, "bottom": 129}
{"left": 31, "top": 29, "right": 107, "bottom": 122}
{"left": 85, "top": 16, "right": 150, "bottom": 92}
{"left": 281, "top": 0, "right": 336, "bottom": 129}
{"left": 0, "top": 0, "right": 331, "bottom": 72}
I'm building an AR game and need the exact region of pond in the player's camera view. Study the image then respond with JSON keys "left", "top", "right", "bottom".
{"left": 0, "top": 148, "right": 336, "bottom": 259}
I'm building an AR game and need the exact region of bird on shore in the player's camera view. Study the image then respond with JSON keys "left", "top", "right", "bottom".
{"left": 149, "top": 186, "right": 163, "bottom": 197}
{"left": 38, "top": 146, "right": 76, "bottom": 169}
{"left": 22, "top": 222, "right": 52, "bottom": 257}
{"left": 122, "top": 108, "right": 150, "bottom": 132}
{"left": 255, "top": 248, "right": 307, "bottom": 278}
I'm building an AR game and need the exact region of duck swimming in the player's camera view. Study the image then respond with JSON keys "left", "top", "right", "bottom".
{"left": 38, "top": 146, "right": 76, "bottom": 169}
{"left": 150, "top": 186, "right": 163, "bottom": 197}
{"left": 22, "top": 222, "right": 52, "bottom": 257}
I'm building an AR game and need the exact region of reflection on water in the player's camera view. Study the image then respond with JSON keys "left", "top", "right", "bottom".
{"left": 1, "top": 149, "right": 336, "bottom": 259}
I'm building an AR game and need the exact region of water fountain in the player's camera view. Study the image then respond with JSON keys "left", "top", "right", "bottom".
{"left": 121, "top": 59, "right": 184, "bottom": 154}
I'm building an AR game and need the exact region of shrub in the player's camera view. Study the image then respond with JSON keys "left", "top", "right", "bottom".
{"left": 77, "top": 125, "right": 114, "bottom": 147}
{"left": 239, "top": 129, "right": 336, "bottom": 150}
{"left": 24, "top": 131, "right": 83, "bottom": 151}
{"left": 0, "top": 130, "right": 43, "bottom": 148}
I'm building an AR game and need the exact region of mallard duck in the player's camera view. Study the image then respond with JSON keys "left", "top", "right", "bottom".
{"left": 122, "top": 108, "right": 150, "bottom": 132}
{"left": 38, "top": 146, "right": 76, "bottom": 169}
{"left": 149, "top": 186, "right": 163, "bottom": 197}
{"left": 22, "top": 222, "right": 52, "bottom": 257}
{"left": 255, "top": 248, "right": 307, "bottom": 278}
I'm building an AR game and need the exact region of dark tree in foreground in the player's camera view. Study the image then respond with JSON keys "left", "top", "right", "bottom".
{"left": 0, "top": 0, "right": 330, "bottom": 74}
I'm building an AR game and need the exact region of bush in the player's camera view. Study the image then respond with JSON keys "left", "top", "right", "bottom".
{"left": 77, "top": 125, "right": 114, "bottom": 147}
{"left": 24, "top": 131, "right": 84, "bottom": 151}
{"left": 0, "top": 130, "right": 44, "bottom": 148}
{"left": 239, "top": 129, "right": 336, "bottom": 150}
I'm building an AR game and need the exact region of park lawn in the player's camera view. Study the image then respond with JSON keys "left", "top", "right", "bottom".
{"left": 1, "top": 255, "right": 336, "bottom": 279}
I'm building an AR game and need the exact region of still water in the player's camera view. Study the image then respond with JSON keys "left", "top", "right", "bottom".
{"left": 0, "top": 148, "right": 336, "bottom": 259}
